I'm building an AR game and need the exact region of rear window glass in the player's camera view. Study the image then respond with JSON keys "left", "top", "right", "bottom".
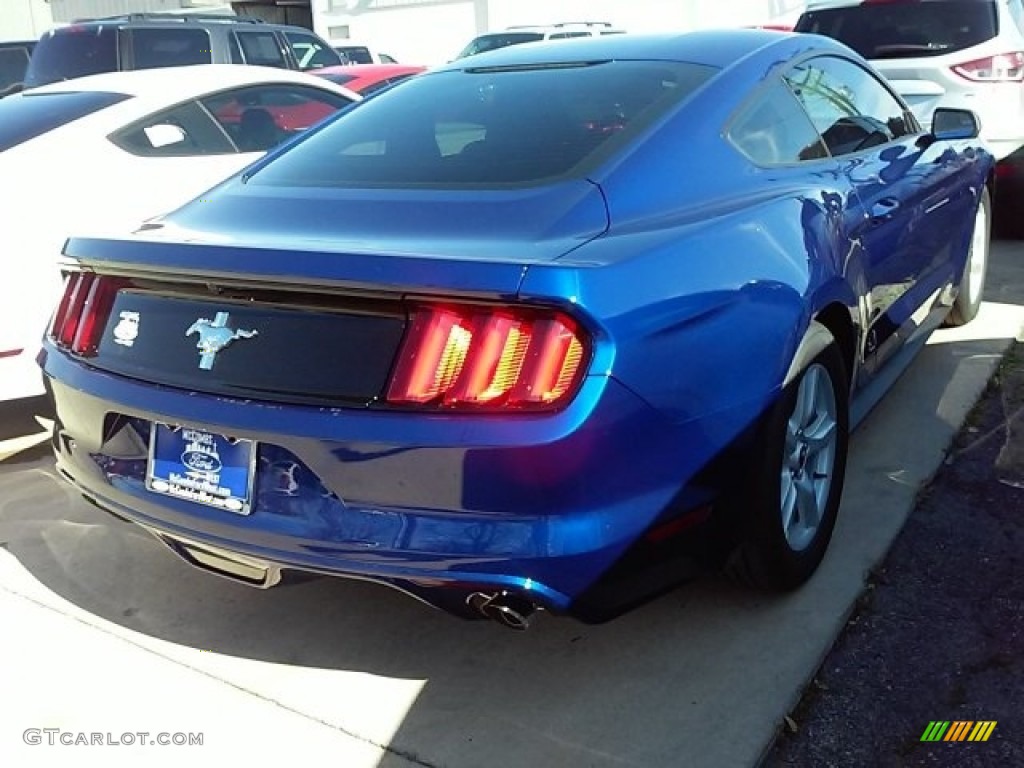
{"left": 24, "top": 26, "right": 118, "bottom": 86}
{"left": 130, "top": 28, "right": 212, "bottom": 70}
{"left": 796, "top": 1, "right": 999, "bottom": 59}
{"left": 456, "top": 32, "right": 545, "bottom": 59}
{"left": 248, "top": 61, "right": 716, "bottom": 189}
{"left": 0, "top": 90, "right": 129, "bottom": 152}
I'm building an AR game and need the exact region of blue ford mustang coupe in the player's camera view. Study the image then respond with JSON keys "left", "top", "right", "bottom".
{"left": 41, "top": 31, "right": 992, "bottom": 629}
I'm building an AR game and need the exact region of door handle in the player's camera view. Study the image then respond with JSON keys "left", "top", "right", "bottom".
{"left": 869, "top": 197, "right": 900, "bottom": 222}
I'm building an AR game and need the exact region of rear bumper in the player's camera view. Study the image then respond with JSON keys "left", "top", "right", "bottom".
{"left": 43, "top": 344, "right": 761, "bottom": 621}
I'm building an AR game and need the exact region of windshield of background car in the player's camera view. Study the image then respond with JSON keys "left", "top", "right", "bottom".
{"left": 247, "top": 60, "right": 717, "bottom": 188}
{"left": 0, "top": 90, "right": 130, "bottom": 152}
{"left": 456, "top": 32, "right": 545, "bottom": 58}
{"left": 796, "top": 1, "right": 999, "bottom": 59}
{"left": 24, "top": 26, "right": 118, "bottom": 86}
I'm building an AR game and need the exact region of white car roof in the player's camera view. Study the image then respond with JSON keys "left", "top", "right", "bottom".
{"left": 802, "top": 0, "right": 899, "bottom": 8}
{"left": 27, "top": 64, "right": 360, "bottom": 103}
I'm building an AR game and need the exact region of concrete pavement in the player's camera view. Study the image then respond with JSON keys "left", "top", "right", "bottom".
{"left": 2, "top": 241, "right": 1023, "bottom": 768}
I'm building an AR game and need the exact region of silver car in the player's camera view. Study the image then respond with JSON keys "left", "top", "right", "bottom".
{"left": 796, "top": 0, "right": 1024, "bottom": 163}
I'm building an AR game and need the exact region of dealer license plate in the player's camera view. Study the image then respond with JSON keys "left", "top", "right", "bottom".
{"left": 146, "top": 424, "right": 256, "bottom": 515}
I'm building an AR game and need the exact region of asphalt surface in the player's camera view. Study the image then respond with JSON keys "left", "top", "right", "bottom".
{"left": 767, "top": 345, "right": 1024, "bottom": 767}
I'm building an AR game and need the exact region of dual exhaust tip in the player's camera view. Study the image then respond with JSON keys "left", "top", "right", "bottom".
{"left": 467, "top": 591, "right": 539, "bottom": 631}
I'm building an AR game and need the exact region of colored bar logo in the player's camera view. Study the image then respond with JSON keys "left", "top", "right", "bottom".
{"left": 920, "top": 721, "right": 997, "bottom": 742}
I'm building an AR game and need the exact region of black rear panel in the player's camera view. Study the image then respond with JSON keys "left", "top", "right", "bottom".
{"left": 94, "top": 287, "right": 405, "bottom": 406}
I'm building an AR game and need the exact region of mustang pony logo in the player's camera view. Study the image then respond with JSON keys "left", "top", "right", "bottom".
{"left": 186, "top": 311, "right": 258, "bottom": 370}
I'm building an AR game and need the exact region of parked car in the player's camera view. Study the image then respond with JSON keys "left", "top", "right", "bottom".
{"left": 313, "top": 63, "right": 424, "bottom": 95}
{"left": 332, "top": 43, "right": 398, "bottom": 64}
{"left": 23, "top": 12, "right": 343, "bottom": 89}
{"left": 40, "top": 31, "right": 992, "bottom": 628}
{"left": 0, "top": 65, "right": 357, "bottom": 403}
{"left": 0, "top": 39, "right": 34, "bottom": 96}
{"left": 455, "top": 21, "right": 626, "bottom": 59}
{"left": 795, "top": 0, "right": 1024, "bottom": 227}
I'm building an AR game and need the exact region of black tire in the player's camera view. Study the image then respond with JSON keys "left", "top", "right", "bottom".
{"left": 725, "top": 337, "right": 849, "bottom": 591}
{"left": 944, "top": 187, "right": 991, "bottom": 328}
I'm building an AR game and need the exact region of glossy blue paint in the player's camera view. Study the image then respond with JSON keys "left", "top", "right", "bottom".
{"left": 43, "top": 31, "right": 993, "bottom": 622}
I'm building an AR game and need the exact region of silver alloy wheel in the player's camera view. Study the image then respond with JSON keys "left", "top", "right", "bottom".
{"left": 964, "top": 195, "right": 990, "bottom": 309}
{"left": 780, "top": 362, "right": 838, "bottom": 552}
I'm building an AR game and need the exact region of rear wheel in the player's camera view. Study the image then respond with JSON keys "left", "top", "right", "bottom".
{"left": 944, "top": 187, "right": 991, "bottom": 328}
{"left": 725, "top": 330, "right": 849, "bottom": 590}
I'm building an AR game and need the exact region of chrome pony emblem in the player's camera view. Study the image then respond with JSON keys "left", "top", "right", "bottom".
{"left": 186, "top": 311, "right": 258, "bottom": 370}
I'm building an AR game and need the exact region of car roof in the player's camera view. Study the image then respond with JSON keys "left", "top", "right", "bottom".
{"left": 504, "top": 22, "right": 620, "bottom": 31}
{"left": 59, "top": 13, "right": 282, "bottom": 29}
{"left": 439, "top": 29, "right": 825, "bottom": 72}
{"left": 314, "top": 63, "right": 423, "bottom": 77}
{"left": 24, "top": 64, "right": 359, "bottom": 101}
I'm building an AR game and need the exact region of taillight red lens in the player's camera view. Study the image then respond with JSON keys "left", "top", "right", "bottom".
{"left": 50, "top": 273, "right": 127, "bottom": 357}
{"left": 55, "top": 273, "right": 95, "bottom": 347}
{"left": 387, "top": 304, "right": 588, "bottom": 410}
{"left": 72, "top": 276, "right": 127, "bottom": 356}
{"left": 953, "top": 52, "right": 1024, "bottom": 82}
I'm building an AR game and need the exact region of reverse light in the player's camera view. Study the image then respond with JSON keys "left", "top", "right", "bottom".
{"left": 953, "top": 52, "right": 1024, "bottom": 82}
{"left": 387, "top": 304, "right": 589, "bottom": 410}
{"left": 49, "top": 273, "right": 128, "bottom": 357}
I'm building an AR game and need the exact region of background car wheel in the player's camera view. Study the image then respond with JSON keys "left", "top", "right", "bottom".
{"left": 944, "top": 187, "right": 991, "bottom": 328}
{"left": 725, "top": 334, "right": 849, "bottom": 591}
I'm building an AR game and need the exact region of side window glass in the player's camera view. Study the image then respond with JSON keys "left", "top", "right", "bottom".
{"left": 728, "top": 80, "right": 829, "bottom": 165}
{"left": 236, "top": 31, "right": 287, "bottom": 68}
{"left": 130, "top": 28, "right": 211, "bottom": 70}
{"left": 109, "top": 101, "right": 234, "bottom": 157}
{"left": 201, "top": 85, "right": 351, "bottom": 152}
{"left": 1011, "top": 0, "right": 1024, "bottom": 35}
{"left": 285, "top": 32, "right": 342, "bottom": 69}
{"left": 785, "top": 56, "right": 915, "bottom": 157}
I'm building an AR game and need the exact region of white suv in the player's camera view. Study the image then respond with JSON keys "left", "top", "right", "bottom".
{"left": 796, "top": 0, "right": 1024, "bottom": 162}
{"left": 455, "top": 22, "right": 625, "bottom": 59}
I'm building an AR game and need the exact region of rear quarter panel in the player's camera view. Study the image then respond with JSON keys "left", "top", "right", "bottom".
{"left": 522, "top": 50, "right": 865, "bottom": 426}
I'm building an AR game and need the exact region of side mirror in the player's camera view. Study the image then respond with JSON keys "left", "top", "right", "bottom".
{"left": 931, "top": 108, "right": 980, "bottom": 141}
{"left": 143, "top": 123, "right": 188, "bottom": 149}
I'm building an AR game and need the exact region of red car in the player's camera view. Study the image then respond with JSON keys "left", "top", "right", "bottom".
{"left": 312, "top": 63, "right": 425, "bottom": 96}
{"left": 211, "top": 87, "right": 347, "bottom": 136}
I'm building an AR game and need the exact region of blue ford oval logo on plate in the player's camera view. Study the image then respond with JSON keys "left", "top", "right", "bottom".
{"left": 182, "top": 450, "right": 223, "bottom": 474}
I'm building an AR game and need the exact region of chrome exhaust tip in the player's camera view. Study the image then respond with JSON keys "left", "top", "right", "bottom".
{"left": 467, "top": 591, "right": 537, "bottom": 631}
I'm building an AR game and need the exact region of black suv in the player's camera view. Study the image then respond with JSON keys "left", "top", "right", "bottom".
{"left": 23, "top": 13, "right": 343, "bottom": 89}
{"left": 0, "top": 40, "right": 35, "bottom": 96}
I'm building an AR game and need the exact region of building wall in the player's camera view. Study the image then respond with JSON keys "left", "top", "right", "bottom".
{"left": 312, "top": 0, "right": 807, "bottom": 66}
{"left": 0, "top": 0, "right": 54, "bottom": 39}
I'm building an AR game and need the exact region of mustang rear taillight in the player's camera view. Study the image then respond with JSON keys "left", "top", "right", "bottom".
{"left": 49, "top": 273, "right": 128, "bottom": 356}
{"left": 953, "top": 52, "right": 1024, "bottom": 82}
{"left": 387, "top": 304, "right": 589, "bottom": 410}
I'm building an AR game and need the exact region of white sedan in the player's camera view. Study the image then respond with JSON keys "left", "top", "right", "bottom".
{"left": 0, "top": 64, "right": 358, "bottom": 402}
